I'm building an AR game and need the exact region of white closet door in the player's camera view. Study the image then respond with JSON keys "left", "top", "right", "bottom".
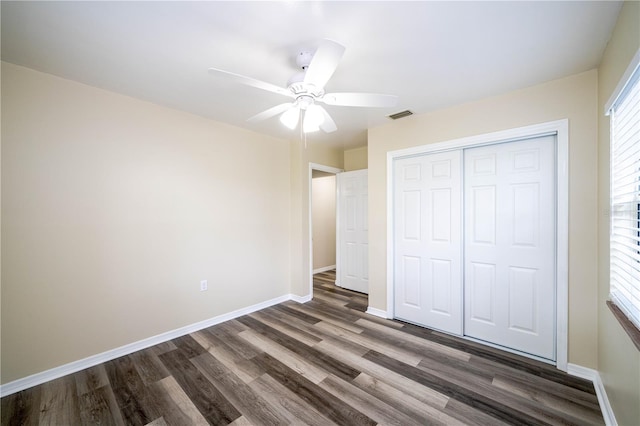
{"left": 464, "top": 136, "right": 556, "bottom": 360}
{"left": 394, "top": 151, "right": 462, "bottom": 334}
{"left": 337, "top": 170, "right": 368, "bottom": 294}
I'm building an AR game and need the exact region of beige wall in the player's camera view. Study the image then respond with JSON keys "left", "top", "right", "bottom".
{"left": 369, "top": 69, "right": 599, "bottom": 368}
{"left": 597, "top": 2, "right": 640, "bottom": 424}
{"left": 344, "top": 146, "right": 368, "bottom": 171}
{"left": 1, "top": 62, "right": 292, "bottom": 383}
{"left": 312, "top": 175, "right": 336, "bottom": 270}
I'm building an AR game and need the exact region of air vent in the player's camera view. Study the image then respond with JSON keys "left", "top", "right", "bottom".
{"left": 388, "top": 110, "right": 413, "bottom": 120}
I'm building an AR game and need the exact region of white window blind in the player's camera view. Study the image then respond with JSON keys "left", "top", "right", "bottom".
{"left": 610, "top": 61, "right": 640, "bottom": 330}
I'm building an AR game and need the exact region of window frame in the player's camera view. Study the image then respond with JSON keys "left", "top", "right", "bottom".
{"left": 606, "top": 47, "right": 640, "bottom": 350}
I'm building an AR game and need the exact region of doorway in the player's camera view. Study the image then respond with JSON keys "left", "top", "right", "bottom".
{"left": 309, "top": 163, "right": 342, "bottom": 298}
{"left": 312, "top": 170, "right": 337, "bottom": 274}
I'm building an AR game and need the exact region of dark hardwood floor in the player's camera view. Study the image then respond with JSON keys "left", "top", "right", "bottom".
{"left": 2, "top": 270, "right": 604, "bottom": 425}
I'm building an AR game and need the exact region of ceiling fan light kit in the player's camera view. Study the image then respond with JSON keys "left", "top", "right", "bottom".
{"left": 208, "top": 39, "right": 398, "bottom": 135}
{"left": 303, "top": 104, "right": 325, "bottom": 133}
{"left": 279, "top": 106, "right": 300, "bottom": 130}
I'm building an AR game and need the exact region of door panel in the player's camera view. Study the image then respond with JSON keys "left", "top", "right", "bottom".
{"left": 337, "top": 170, "right": 368, "bottom": 294}
{"left": 431, "top": 258, "right": 452, "bottom": 313}
{"left": 432, "top": 189, "right": 452, "bottom": 241}
{"left": 512, "top": 184, "right": 539, "bottom": 246}
{"left": 508, "top": 266, "right": 537, "bottom": 333}
{"left": 403, "top": 190, "right": 421, "bottom": 240}
{"left": 402, "top": 255, "right": 421, "bottom": 307}
{"left": 394, "top": 151, "right": 462, "bottom": 334}
{"left": 471, "top": 185, "right": 496, "bottom": 245}
{"left": 464, "top": 135, "right": 556, "bottom": 360}
{"left": 468, "top": 262, "right": 496, "bottom": 324}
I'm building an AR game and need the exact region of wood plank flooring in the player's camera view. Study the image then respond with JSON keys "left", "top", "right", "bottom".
{"left": 1, "top": 270, "right": 604, "bottom": 425}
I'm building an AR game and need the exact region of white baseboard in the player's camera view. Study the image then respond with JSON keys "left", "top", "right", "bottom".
{"left": 0, "top": 293, "right": 293, "bottom": 397}
{"left": 366, "top": 307, "right": 389, "bottom": 319}
{"left": 312, "top": 265, "right": 336, "bottom": 274}
{"left": 290, "top": 293, "right": 312, "bottom": 303}
{"left": 567, "top": 363, "right": 617, "bottom": 426}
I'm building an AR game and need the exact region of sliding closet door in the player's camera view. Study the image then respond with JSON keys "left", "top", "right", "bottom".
{"left": 464, "top": 136, "right": 556, "bottom": 360}
{"left": 394, "top": 151, "right": 462, "bottom": 334}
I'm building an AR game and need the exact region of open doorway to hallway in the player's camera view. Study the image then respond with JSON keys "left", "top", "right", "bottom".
{"left": 311, "top": 169, "right": 337, "bottom": 276}
{"left": 308, "top": 163, "right": 341, "bottom": 299}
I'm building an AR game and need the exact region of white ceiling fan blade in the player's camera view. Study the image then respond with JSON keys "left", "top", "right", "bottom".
{"left": 321, "top": 92, "right": 398, "bottom": 108}
{"left": 317, "top": 105, "right": 337, "bottom": 133}
{"left": 247, "top": 103, "right": 294, "bottom": 123}
{"left": 303, "top": 39, "right": 346, "bottom": 89}
{"left": 208, "top": 67, "right": 293, "bottom": 98}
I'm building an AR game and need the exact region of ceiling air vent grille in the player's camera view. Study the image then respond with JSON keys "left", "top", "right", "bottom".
{"left": 388, "top": 110, "right": 413, "bottom": 120}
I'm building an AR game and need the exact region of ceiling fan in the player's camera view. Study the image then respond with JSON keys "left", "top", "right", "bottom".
{"left": 208, "top": 39, "right": 398, "bottom": 134}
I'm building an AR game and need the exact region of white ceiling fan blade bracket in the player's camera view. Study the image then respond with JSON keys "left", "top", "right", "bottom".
{"left": 289, "top": 82, "right": 324, "bottom": 99}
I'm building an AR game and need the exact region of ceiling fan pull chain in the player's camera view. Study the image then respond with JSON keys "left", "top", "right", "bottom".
{"left": 299, "top": 111, "right": 305, "bottom": 148}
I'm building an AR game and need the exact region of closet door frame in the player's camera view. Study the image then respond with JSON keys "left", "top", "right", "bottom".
{"left": 386, "top": 119, "right": 569, "bottom": 371}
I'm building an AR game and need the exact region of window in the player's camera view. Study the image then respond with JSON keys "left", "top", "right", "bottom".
{"left": 608, "top": 49, "right": 640, "bottom": 336}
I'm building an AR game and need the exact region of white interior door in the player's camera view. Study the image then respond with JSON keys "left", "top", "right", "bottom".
{"left": 393, "top": 151, "right": 463, "bottom": 334}
{"left": 337, "top": 170, "right": 368, "bottom": 294}
{"left": 464, "top": 135, "right": 556, "bottom": 360}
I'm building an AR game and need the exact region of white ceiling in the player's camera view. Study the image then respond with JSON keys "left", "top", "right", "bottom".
{"left": 1, "top": 1, "right": 622, "bottom": 149}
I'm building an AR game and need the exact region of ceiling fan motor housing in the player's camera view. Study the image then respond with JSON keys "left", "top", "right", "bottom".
{"left": 296, "top": 50, "right": 313, "bottom": 70}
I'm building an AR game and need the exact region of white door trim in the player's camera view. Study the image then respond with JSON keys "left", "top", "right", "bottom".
{"left": 386, "top": 119, "right": 569, "bottom": 371}
{"left": 309, "top": 163, "right": 343, "bottom": 298}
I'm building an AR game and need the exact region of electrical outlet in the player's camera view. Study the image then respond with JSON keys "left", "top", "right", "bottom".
{"left": 200, "top": 280, "right": 208, "bottom": 291}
